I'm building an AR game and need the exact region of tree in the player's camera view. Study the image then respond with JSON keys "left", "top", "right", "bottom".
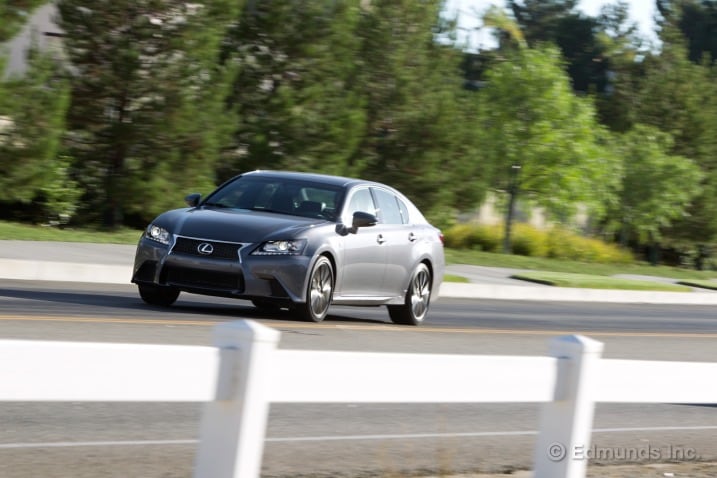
{"left": 478, "top": 45, "right": 619, "bottom": 252}
{"left": 0, "top": 0, "right": 48, "bottom": 42}
{"left": 631, "top": 28, "right": 717, "bottom": 261}
{"left": 508, "top": 0, "right": 612, "bottom": 94}
{"left": 0, "top": 49, "right": 75, "bottom": 223}
{"left": 508, "top": 0, "right": 579, "bottom": 42}
{"left": 607, "top": 125, "right": 703, "bottom": 251}
{"left": 223, "top": 0, "right": 489, "bottom": 226}
{"left": 58, "top": 0, "right": 239, "bottom": 227}
{"left": 221, "top": 0, "right": 365, "bottom": 180}
{"left": 658, "top": 0, "right": 717, "bottom": 64}
{"left": 593, "top": 1, "right": 647, "bottom": 132}
{"left": 351, "top": 0, "right": 489, "bottom": 225}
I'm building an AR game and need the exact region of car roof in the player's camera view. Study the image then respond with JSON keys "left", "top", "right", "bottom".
{"left": 243, "top": 170, "right": 377, "bottom": 189}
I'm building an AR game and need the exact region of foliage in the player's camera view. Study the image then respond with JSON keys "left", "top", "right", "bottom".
{"left": 0, "top": 0, "right": 48, "bottom": 42}
{"left": 444, "top": 223, "right": 502, "bottom": 251}
{"left": 606, "top": 124, "right": 703, "bottom": 244}
{"left": 351, "top": 0, "right": 489, "bottom": 221}
{"left": 632, "top": 31, "right": 717, "bottom": 250}
{"left": 510, "top": 223, "right": 549, "bottom": 257}
{"left": 0, "top": 49, "right": 74, "bottom": 223}
{"left": 545, "top": 227, "right": 633, "bottom": 263}
{"left": 222, "top": 0, "right": 365, "bottom": 180}
{"left": 58, "top": 0, "right": 240, "bottom": 227}
{"left": 477, "top": 45, "right": 620, "bottom": 221}
{"left": 658, "top": 0, "right": 717, "bottom": 64}
{"left": 444, "top": 222, "right": 632, "bottom": 264}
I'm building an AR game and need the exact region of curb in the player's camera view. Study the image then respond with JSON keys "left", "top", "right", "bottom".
{"left": 0, "top": 259, "right": 131, "bottom": 285}
{"left": 438, "top": 282, "right": 717, "bottom": 304}
{"left": 3, "top": 258, "right": 717, "bottom": 305}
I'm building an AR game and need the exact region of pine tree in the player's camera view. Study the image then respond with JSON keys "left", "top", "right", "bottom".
{"left": 221, "top": 0, "right": 365, "bottom": 181}
{"left": 0, "top": 49, "right": 74, "bottom": 223}
{"left": 58, "top": 0, "right": 239, "bottom": 227}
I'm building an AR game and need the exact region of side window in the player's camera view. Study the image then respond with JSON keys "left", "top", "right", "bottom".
{"left": 373, "top": 188, "right": 403, "bottom": 225}
{"left": 396, "top": 197, "right": 410, "bottom": 224}
{"left": 344, "top": 188, "right": 376, "bottom": 222}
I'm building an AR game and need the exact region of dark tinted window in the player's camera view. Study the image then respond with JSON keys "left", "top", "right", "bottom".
{"left": 204, "top": 176, "right": 342, "bottom": 220}
{"left": 373, "top": 188, "right": 403, "bottom": 225}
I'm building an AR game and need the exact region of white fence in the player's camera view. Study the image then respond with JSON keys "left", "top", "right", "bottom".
{"left": 1, "top": 320, "right": 716, "bottom": 478}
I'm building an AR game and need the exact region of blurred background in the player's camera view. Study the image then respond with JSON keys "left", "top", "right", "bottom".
{"left": 1, "top": 0, "right": 716, "bottom": 269}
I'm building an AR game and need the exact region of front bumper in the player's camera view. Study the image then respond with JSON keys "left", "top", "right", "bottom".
{"left": 132, "top": 236, "right": 312, "bottom": 303}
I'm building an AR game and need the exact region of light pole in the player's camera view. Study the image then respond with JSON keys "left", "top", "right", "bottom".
{"left": 503, "top": 164, "right": 521, "bottom": 254}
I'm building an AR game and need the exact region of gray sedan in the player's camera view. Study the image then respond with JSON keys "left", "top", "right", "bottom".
{"left": 132, "top": 171, "right": 444, "bottom": 325}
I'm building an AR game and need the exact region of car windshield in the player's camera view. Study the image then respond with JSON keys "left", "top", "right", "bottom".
{"left": 203, "top": 176, "right": 343, "bottom": 221}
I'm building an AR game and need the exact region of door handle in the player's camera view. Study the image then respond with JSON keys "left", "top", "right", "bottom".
{"left": 377, "top": 234, "right": 386, "bottom": 244}
{"left": 408, "top": 232, "right": 417, "bottom": 242}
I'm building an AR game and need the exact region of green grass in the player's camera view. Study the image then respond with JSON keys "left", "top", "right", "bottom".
{"left": 511, "top": 271, "right": 693, "bottom": 292}
{"left": 446, "top": 248, "right": 717, "bottom": 281}
{"left": 0, "top": 221, "right": 142, "bottom": 244}
{"left": 443, "top": 274, "right": 470, "bottom": 283}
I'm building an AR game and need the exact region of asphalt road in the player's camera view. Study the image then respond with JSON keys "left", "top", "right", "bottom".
{"left": 0, "top": 280, "right": 716, "bottom": 477}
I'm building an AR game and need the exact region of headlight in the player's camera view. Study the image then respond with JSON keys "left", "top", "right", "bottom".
{"left": 252, "top": 239, "right": 307, "bottom": 256}
{"left": 145, "top": 224, "right": 170, "bottom": 245}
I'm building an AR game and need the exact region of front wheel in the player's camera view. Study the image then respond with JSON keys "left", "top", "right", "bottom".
{"left": 388, "top": 263, "right": 432, "bottom": 326}
{"left": 138, "top": 284, "right": 180, "bottom": 307}
{"left": 294, "top": 256, "right": 334, "bottom": 323}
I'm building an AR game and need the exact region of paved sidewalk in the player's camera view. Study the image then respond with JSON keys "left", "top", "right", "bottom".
{"left": 2, "top": 241, "right": 717, "bottom": 304}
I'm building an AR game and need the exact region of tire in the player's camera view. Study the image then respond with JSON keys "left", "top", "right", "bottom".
{"left": 388, "top": 263, "right": 432, "bottom": 326}
{"left": 138, "top": 284, "right": 180, "bottom": 307}
{"left": 251, "top": 299, "right": 281, "bottom": 313}
{"left": 294, "top": 256, "right": 334, "bottom": 323}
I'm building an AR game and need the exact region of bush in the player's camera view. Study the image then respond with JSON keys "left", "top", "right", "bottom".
{"left": 547, "top": 227, "right": 633, "bottom": 264}
{"left": 511, "top": 223, "right": 549, "bottom": 257}
{"left": 444, "top": 223, "right": 502, "bottom": 252}
{"left": 444, "top": 222, "right": 633, "bottom": 264}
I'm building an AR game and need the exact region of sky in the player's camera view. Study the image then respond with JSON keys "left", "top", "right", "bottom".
{"left": 445, "top": 0, "right": 659, "bottom": 51}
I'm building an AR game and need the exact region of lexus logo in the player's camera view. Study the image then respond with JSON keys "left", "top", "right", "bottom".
{"left": 197, "top": 242, "right": 214, "bottom": 255}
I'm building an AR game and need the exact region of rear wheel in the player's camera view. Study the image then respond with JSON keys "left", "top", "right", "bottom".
{"left": 388, "top": 263, "right": 431, "bottom": 326}
{"left": 294, "top": 256, "right": 333, "bottom": 323}
{"left": 138, "top": 284, "right": 179, "bottom": 307}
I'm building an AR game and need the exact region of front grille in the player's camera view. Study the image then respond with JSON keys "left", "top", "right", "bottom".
{"left": 164, "top": 266, "right": 244, "bottom": 291}
{"left": 171, "top": 237, "right": 242, "bottom": 260}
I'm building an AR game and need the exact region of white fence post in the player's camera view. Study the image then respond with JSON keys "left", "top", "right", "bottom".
{"left": 533, "top": 335, "right": 604, "bottom": 478}
{"left": 193, "top": 320, "right": 281, "bottom": 478}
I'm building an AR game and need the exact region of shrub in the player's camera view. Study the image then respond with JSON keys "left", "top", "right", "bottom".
{"left": 547, "top": 227, "right": 633, "bottom": 264}
{"left": 444, "top": 222, "right": 633, "bottom": 264}
{"left": 511, "top": 223, "right": 549, "bottom": 257}
{"left": 443, "top": 223, "right": 502, "bottom": 252}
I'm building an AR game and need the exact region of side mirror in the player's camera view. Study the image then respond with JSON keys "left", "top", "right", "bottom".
{"left": 352, "top": 211, "right": 377, "bottom": 229}
{"left": 185, "top": 193, "right": 201, "bottom": 207}
{"left": 336, "top": 211, "right": 378, "bottom": 235}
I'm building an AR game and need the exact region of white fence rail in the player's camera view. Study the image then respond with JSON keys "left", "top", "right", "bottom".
{"left": 1, "top": 320, "right": 716, "bottom": 478}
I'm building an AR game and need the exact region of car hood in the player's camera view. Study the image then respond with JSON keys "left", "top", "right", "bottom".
{"left": 158, "top": 207, "right": 327, "bottom": 243}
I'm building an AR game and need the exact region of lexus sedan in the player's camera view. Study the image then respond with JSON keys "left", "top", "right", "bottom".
{"left": 131, "top": 170, "right": 444, "bottom": 325}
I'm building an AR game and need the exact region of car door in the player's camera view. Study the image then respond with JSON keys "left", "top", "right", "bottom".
{"left": 371, "top": 187, "right": 415, "bottom": 298}
{"left": 335, "top": 187, "right": 388, "bottom": 297}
